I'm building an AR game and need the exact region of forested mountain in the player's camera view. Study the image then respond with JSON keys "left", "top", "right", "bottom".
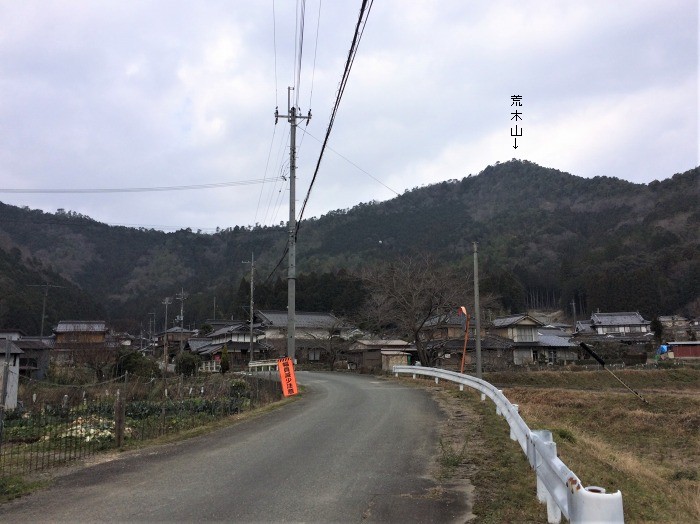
{"left": 1, "top": 160, "right": 698, "bottom": 335}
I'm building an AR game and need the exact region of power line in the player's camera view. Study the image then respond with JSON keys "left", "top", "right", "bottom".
{"left": 0, "top": 177, "right": 284, "bottom": 194}
{"left": 294, "top": 0, "right": 307, "bottom": 108}
{"left": 254, "top": 124, "right": 280, "bottom": 226}
{"left": 265, "top": 0, "right": 374, "bottom": 282}
{"left": 307, "top": 0, "right": 322, "bottom": 110}
{"left": 296, "top": 0, "right": 374, "bottom": 236}
{"left": 297, "top": 126, "right": 399, "bottom": 196}
{"left": 272, "top": 0, "right": 279, "bottom": 107}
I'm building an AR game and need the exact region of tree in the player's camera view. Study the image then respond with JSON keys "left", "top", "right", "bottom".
{"left": 650, "top": 317, "right": 664, "bottom": 344}
{"left": 113, "top": 349, "right": 158, "bottom": 378}
{"left": 361, "top": 255, "right": 473, "bottom": 367}
{"left": 174, "top": 352, "right": 200, "bottom": 377}
{"left": 220, "top": 344, "right": 230, "bottom": 374}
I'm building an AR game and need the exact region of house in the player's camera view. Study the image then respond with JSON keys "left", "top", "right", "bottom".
{"left": 189, "top": 322, "right": 273, "bottom": 371}
{"left": 490, "top": 314, "right": 544, "bottom": 365}
{"left": 535, "top": 327, "right": 579, "bottom": 365}
{"left": 0, "top": 329, "right": 26, "bottom": 341}
{"left": 52, "top": 320, "right": 110, "bottom": 363}
{"left": 578, "top": 312, "right": 651, "bottom": 338}
{"left": 14, "top": 337, "right": 51, "bottom": 380}
{"left": 347, "top": 339, "right": 416, "bottom": 371}
{"left": 658, "top": 315, "right": 692, "bottom": 340}
{"left": 440, "top": 334, "right": 515, "bottom": 370}
{"left": 0, "top": 340, "right": 23, "bottom": 409}
{"left": 255, "top": 310, "right": 356, "bottom": 363}
{"left": 157, "top": 326, "right": 197, "bottom": 357}
{"left": 482, "top": 314, "right": 579, "bottom": 366}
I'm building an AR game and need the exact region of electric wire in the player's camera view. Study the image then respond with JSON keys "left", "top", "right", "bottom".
{"left": 295, "top": 0, "right": 373, "bottom": 237}
{"left": 294, "top": 0, "right": 307, "bottom": 108}
{"left": 0, "top": 178, "right": 284, "bottom": 194}
{"left": 298, "top": 126, "right": 399, "bottom": 196}
{"left": 272, "top": 0, "right": 279, "bottom": 107}
{"left": 265, "top": 0, "right": 373, "bottom": 283}
{"left": 307, "top": 0, "right": 322, "bottom": 111}
{"left": 254, "top": 124, "right": 279, "bottom": 226}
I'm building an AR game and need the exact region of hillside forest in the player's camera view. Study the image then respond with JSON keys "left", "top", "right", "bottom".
{"left": 0, "top": 160, "right": 698, "bottom": 335}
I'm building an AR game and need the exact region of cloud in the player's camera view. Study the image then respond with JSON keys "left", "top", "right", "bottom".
{"left": 0, "top": 1, "right": 696, "bottom": 231}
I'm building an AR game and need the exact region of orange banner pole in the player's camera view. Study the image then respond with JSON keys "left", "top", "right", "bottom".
{"left": 460, "top": 314, "right": 470, "bottom": 374}
{"left": 277, "top": 357, "right": 299, "bottom": 397}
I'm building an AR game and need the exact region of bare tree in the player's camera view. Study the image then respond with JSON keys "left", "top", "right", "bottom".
{"left": 361, "top": 255, "right": 473, "bottom": 367}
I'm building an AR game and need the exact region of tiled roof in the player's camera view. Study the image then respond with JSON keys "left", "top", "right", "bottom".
{"left": 590, "top": 312, "right": 649, "bottom": 326}
{"left": 257, "top": 310, "right": 343, "bottom": 329}
{"left": 54, "top": 321, "right": 107, "bottom": 333}
{"left": 209, "top": 323, "right": 247, "bottom": 338}
{"left": 537, "top": 334, "right": 576, "bottom": 348}
{"left": 492, "top": 314, "right": 544, "bottom": 328}
{"left": 0, "top": 341, "right": 23, "bottom": 355}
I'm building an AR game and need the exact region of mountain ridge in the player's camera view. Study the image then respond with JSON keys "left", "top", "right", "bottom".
{"left": 1, "top": 159, "right": 698, "bottom": 334}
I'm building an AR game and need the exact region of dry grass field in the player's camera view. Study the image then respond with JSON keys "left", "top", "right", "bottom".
{"left": 431, "top": 367, "right": 699, "bottom": 522}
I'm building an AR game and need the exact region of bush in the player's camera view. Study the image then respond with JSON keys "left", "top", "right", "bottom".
{"left": 174, "top": 352, "right": 201, "bottom": 377}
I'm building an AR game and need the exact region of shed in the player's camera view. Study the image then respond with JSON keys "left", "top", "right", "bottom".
{"left": 668, "top": 341, "right": 700, "bottom": 359}
{"left": 381, "top": 350, "right": 410, "bottom": 372}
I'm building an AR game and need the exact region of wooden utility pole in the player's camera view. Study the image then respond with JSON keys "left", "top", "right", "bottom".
{"left": 176, "top": 288, "right": 187, "bottom": 353}
{"left": 162, "top": 297, "right": 172, "bottom": 374}
{"left": 243, "top": 253, "right": 255, "bottom": 363}
{"left": 473, "top": 242, "right": 482, "bottom": 379}
{"left": 28, "top": 283, "right": 64, "bottom": 337}
{"left": 275, "top": 87, "right": 311, "bottom": 362}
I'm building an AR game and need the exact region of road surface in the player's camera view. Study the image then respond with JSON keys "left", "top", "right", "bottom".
{"left": 0, "top": 372, "right": 472, "bottom": 522}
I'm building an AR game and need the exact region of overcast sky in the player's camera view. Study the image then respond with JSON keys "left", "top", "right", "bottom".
{"left": 1, "top": 1, "right": 697, "bottom": 232}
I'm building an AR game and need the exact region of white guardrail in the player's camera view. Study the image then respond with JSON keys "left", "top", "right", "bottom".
{"left": 392, "top": 366, "right": 624, "bottom": 524}
{"left": 248, "top": 360, "right": 279, "bottom": 372}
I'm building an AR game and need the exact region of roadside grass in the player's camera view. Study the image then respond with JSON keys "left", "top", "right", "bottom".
{"left": 0, "top": 475, "right": 46, "bottom": 504}
{"left": 456, "top": 390, "right": 545, "bottom": 523}
{"left": 425, "top": 368, "right": 699, "bottom": 523}
{"left": 506, "top": 386, "right": 699, "bottom": 522}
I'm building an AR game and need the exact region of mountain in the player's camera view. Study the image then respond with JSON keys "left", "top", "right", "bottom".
{"left": 1, "top": 160, "right": 698, "bottom": 334}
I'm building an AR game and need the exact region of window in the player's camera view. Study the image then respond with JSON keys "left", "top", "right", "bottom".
{"left": 515, "top": 327, "right": 536, "bottom": 342}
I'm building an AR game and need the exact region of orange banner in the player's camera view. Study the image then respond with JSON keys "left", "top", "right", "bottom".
{"left": 277, "top": 357, "right": 298, "bottom": 397}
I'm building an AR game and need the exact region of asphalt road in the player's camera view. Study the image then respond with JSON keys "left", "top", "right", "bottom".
{"left": 0, "top": 372, "right": 471, "bottom": 523}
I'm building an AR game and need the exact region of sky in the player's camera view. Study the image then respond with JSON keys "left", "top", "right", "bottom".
{"left": 0, "top": 1, "right": 697, "bottom": 232}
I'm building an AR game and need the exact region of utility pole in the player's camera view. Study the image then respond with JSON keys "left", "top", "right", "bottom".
{"left": 162, "top": 297, "right": 172, "bottom": 374}
{"left": 148, "top": 312, "right": 155, "bottom": 348}
{"left": 275, "top": 86, "right": 311, "bottom": 362}
{"left": 243, "top": 253, "right": 255, "bottom": 363}
{"left": 571, "top": 299, "right": 577, "bottom": 333}
{"left": 175, "top": 288, "right": 187, "bottom": 353}
{"left": 473, "top": 242, "right": 482, "bottom": 379}
{"left": 27, "top": 283, "right": 64, "bottom": 338}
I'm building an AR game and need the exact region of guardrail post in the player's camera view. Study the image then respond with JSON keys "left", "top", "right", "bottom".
{"left": 435, "top": 377, "right": 439, "bottom": 384}
{"left": 533, "top": 431, "right": 562, "bottom": 523}
{"left": 495, "top": 390, "right": 502, "bottom": 416}
{"left": 459, "top": 384, "right": 464, "bottom": 391}
{"left": 567, "top": 481, "right": 624, "bottom": 523}
{"left": 509, "top": 405, "right": 519, "bottom": 441}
